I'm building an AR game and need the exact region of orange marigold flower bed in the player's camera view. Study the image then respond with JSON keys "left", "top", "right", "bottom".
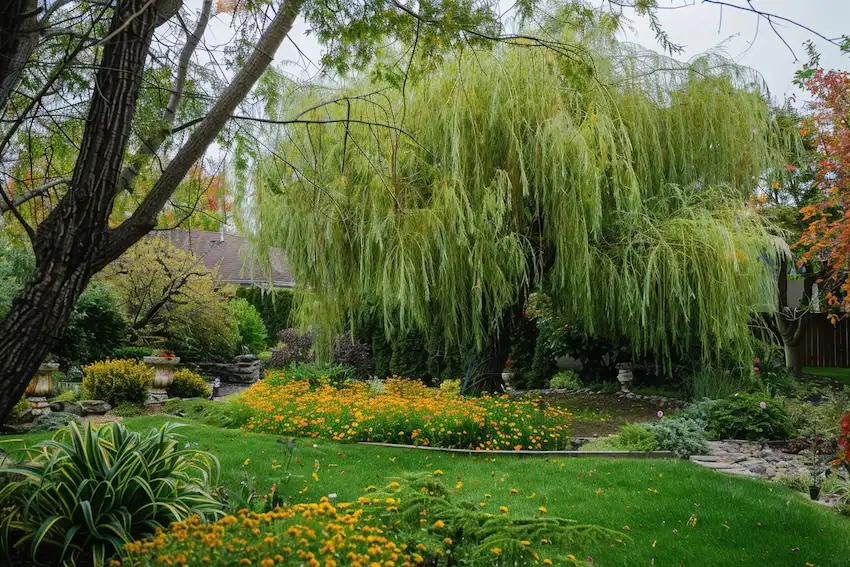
{"left": 236, "top": 376, "right": 571, "bottom": 450}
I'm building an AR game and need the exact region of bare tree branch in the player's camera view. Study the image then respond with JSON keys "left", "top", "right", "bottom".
{"left": 117, "top": 0, "right": 214, "bottom": 193}
{"left": 0, "top": 176, "right": 70, "bottom": 213}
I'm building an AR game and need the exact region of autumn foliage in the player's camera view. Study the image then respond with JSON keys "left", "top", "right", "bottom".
{"left": 798, "top": 70, "right": 850, "bottom": 318}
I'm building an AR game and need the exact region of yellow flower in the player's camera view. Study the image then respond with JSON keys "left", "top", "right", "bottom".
{"left": 443, "top": 538, "right": 453, "bottom": 545}
{"left": 432, "top": 520, "right": 445, "bottom": 529}
{"left": 567, "top": 555, "right": 576, "bottom": 561}
{"left": 243, "top": 458, "right": 250, "bottom": 466}
{"left": 543, "top": 560, "right": 553, "bottom": 565}
{"left": 538, "top": 506, "right": 547, "bottom": 513}
{"left": 387, "top": 482, "right": 401, "bottom": 490}
{"left": 510, "top": 488, "right": 518, "bottom": 494}
{"left": 499, "top": 506, "right": 508, "bottom": 514}
{"left": 491, "top": 548, "right": 502, "bottom": 555}
{"left": 455, "top": 481, "right": 463, "bottom": 489}
{"left": 433, "top": 470, "right": 444, "bottom": 476}
{"left": 260, "top": 560, "right": 275, "bottom": 567}
{"left": 365, "top": 485, "right": 377, "bottom": 492}
{"left": 479, "top": 502, "right": 487, "bottom": 507}
{"left": 520, "top": 540, "right": 531, "bottom": 546}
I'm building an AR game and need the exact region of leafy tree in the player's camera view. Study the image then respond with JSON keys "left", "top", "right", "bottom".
{"left": 227, "top": 298, "right": 268, "bottom": 354}
{"left": 235, "top": 287, "right": 293, "bottom": 340}
{"left": 252, "top": 26, "right": 793, "bottom": 393}
{"left": 52, "top": 282, "right": 128, "bottom": 366}
{"left": 797, "top": 69, "right": 850, "bottom": 319}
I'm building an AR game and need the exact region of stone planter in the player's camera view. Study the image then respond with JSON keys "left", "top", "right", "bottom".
{"left": 143, "top": 356, "right": 180, "bottom": 404}
{"left": 26, "top": 362, "right": 59, "bottom": 398}
{"left": 616, "top": 362, "right": 634, "bottom": 392}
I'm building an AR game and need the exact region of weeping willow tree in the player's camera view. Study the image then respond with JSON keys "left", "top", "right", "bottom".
{"left": 251, "top": 29, "right": 791, "bottom": 392}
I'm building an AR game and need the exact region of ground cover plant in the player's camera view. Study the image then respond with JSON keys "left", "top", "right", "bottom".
{"left": 237, "top": 376, "right": 572, "bottom": 450}
{"left": 7, "top": 416, "right": 850, "bottom": 567}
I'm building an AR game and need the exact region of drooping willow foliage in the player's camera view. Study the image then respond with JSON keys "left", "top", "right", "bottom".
{"left": 250, "top": 31, "right": 792, "bottom": 378}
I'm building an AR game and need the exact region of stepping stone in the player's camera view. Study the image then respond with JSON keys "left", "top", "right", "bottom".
{"left": 689, "top": 455, "right": 722, "bottom": 462}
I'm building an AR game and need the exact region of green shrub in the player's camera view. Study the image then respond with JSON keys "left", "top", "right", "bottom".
{"left": 273, "top": 362, "right": 359, "bottom": 387}
{"left": 47, "top": 390, "right": 78, "bottom": 403}
{"left": 82, "top": 359, "right": 153, "bottom": 406}
{"left": 235, "top": 287, "right": 293, "bottom": 340}
{"left": 167, "top": 368, "right": 212, "bottom": 399}
{"left": 28, "top": 411, "right": 85, "bottom": 433}
{"left": 682, "top": 393, "right": 792, "bottom": 440}
{"left": 0, "top": 421, "right": 223, "bottom": 566}
{"left": 110, "top": 346, "right": 155, "bottom": 360}
{"left": 549, "top": 370, "right": 581, "bottom": 390}
{"left": 646, "top": 417, "right": 709, "bottom": 457}
{"left": 52, "top": 282, "right": 128, "bottom": 365}
{"left": 617, "top": 423, "right": 659, "bottom": 451}
{"left": 167, "top": 300, "right": 240, "bottom": 363}
{"left": 439, "top": 378, "right": 461, "bottom": 396}
{"left": 227, "top": 298, "right": 268, "bottom": 354}
{"left": 683, "top": 364, "right": 760, "bottom": 400}
{"left": 8, "top": 396, "right": 31, "bottom": 423}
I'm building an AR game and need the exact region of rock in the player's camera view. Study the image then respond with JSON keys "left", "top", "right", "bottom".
{"left": 50, "top": 401, "right": 83, "bottom": 415}
{"left": 79, "top": 400, "right": 112, "bottom": 415}
{"left": 17, "top": 408, "right": 35, "bottom": 423}
{"left": 689, "top": 455, "right": 722, "bottom": 463}
{"left": 197, "top": 359, "right": 261, "bottom": 384}
{"left": 748, "top": 464, "right": 767, "bottom": 475}
{"left": 234, "top": 353, "right": 258, "bottom": 363}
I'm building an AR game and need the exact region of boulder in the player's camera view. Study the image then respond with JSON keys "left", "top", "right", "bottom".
{"left": 197, "top": 359, "right": 261, "bottom": 384}
{"left": 50, "top": 401, "right": 83, "bottom": 416}
{"left": 79, "top": 400, "right": 112, "bottom": 415}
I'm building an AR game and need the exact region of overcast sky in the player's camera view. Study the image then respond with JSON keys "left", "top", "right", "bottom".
{"left": 197, "top": 0, "right": 850, "bottom": 105}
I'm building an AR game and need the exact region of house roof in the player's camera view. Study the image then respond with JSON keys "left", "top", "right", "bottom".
{"left": 160, "top": 229, "right": 293, "bottom": 288}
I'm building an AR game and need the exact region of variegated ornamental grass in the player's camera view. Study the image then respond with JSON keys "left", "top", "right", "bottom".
{"left": 236, "top": 375, "right": 572, "bottom": 450}
{"left": 0, "top": 421, "right": 223, "bottom": 566}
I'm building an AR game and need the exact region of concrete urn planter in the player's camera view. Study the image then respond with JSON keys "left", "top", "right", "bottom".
{"left": 26, "top": 362, "right": 59, "bottom": 398}
{"left": 143, "top": 356, "right": 180, "bottom": 404}
{"left": 616, "top": 362, "right": 634, "bottom": 392}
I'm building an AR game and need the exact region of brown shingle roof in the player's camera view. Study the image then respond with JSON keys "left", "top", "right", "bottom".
{"left": 159, "top": 229, "right": 293, "bottom": 288}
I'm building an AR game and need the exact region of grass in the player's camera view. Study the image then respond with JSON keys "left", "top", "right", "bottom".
{"left": 3, "top": 415, "right": 849, "bottom": 567}
{"left": 804, "top": 366, "right": 850, "bottom": 385}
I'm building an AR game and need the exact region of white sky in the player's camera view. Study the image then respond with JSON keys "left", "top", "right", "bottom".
{"left": 197, "top": 0, "right": 850, "bottom": 105}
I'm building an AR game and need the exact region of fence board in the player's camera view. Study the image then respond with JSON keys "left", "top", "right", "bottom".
{"left": 802, "top": 314, "right": 850, "bottom": 368}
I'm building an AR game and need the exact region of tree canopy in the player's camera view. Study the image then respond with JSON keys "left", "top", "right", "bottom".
{"left": 251, "top": 28, "right": 795, "bottom": 387}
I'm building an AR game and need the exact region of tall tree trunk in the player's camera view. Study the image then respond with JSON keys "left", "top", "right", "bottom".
{"left": 775, "top": 257, "right": 815, "bottom": 378}
{"left": 0, "top": 0, "right": 303, "bottom": 423}
{"left": 461, "top": 298, "right": 525, "bottom": 394}
{"left": 0, "top": 0, "right": 39, "bottom": 112}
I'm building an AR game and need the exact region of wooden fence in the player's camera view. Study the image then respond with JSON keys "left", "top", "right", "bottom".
{"left": 802, "top": 314, "right": 850, "bottom": 368}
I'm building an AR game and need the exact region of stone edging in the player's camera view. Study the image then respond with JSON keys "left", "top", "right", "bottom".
{"left": 357, "top": 441, "right": 678, "bottom": 459}
{"left": 507, "top": 387, "right": 684, "bottom": 408}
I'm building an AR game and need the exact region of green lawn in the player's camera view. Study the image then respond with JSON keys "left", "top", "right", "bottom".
{"left": 804, "top": 366, "right": 850, "bottom": 385}
{"left": 3, "top": 416, "right": 848, "bottom": 567}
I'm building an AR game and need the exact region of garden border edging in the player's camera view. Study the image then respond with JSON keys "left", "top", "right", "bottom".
{"left": 358, "top": 441, "right": 678, "bottom": 459}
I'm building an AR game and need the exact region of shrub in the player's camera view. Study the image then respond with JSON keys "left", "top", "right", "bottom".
{"left": 167, "top": 300, "right": 240, "bottom": 362}
{"left": 0, "top": 421, "right": 223, "bottom": 566}
{"left": 238, "top": 376, "right": 572, "bottom": 450}
{"left": 82, "top": 359, "right": 153, "bottom": 406}
{"left": 549, "top": 370, "right": 581, "bottom": 390}
{"left": 52, "top": 282, "right": 128, "bottom": 365}
{"left": 617, "top": 423, "right": 659, "bottom": 451}
{"left": 28, "top": 411, "right": 85, "bottom": 433}
{"left": 113, "top": 402, "right": 145, "bottom": 417}
{"left": 167, "top": 368, "right": 212, "bottom": 399}
{"left": 331, "top": 334, "right": 373, "bottom": 377}
{"left": 275, "top": 362, "right": 359, "bottom": 387}
{"left": 439, "top": 378, "right": 461, "bottom": 396}
{"left": 123, "top": 474, "right": 616, "bottom": 567}
{"left": 8, "top": 396, "right": 31, "bottom": 423}
{"left": 235, "top": 287, "right": 293, "bottom": 340}
{"left": 48, "top": 390, "right": 78, "bottom": 403}
{"left": 646, "top": 417, "right": 709, "bottom": 457}
{"left": 269, "top": 328, "right": 314, "bottom": 368}
{"left": 682, "top": 393, "right": 792, "bottom": 440}
{"left": 109, "top": 346, "right": 155, "bottom": 360}
{"left": 227, "top": 297, "right": 268, "bottom": 354}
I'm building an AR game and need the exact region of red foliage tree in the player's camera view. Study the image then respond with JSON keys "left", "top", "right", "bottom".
{"left": 798, "top": 69, "right": 850, "bottom": 320}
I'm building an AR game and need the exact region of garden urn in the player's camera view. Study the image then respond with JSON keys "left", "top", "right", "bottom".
{"left": 143, "top": 356, "right": 180, "bottom": 404}
{"left": 616, "top": 362, "right": 634, "bottom": 392}
{"left": 26, "top": 362, "right": 59, "bottom": 398}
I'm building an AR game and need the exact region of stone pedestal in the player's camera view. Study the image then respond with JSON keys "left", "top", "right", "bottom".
{"left": 28, "top": 397, "right": 52, "bottom": 417}
{"left": 616, "top": 362, "right": 634, "bottom": 392}
{"left": 146, "top": 389, "right": 169, "bottom": 405}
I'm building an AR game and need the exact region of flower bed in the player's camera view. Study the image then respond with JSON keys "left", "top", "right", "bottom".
{"left": 236, "top": 376, "right": 572, "bottom": 450}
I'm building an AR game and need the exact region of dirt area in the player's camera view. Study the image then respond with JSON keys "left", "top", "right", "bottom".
{"left": 544, "top": 392, "right": 673, "bottom": 438}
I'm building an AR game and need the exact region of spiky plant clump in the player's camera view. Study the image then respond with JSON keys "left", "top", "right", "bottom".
{"left": 251, "top": 25, "right": 795, "bottom": 377}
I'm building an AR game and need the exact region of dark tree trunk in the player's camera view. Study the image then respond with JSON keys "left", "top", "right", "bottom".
{"left": 461, "top": 299, "right": 525, "bottom": 395}
{"left": 0, "top": 0, "right": 303, "bottom": 424}
{"left": 775, "top": 257, "right": 816, "bottom": 378}
{"left": 0, "top": 0, "right": 165, "bottom": 421}
{"left": 0, "top": 0, "right": 39, "bottom": 111}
